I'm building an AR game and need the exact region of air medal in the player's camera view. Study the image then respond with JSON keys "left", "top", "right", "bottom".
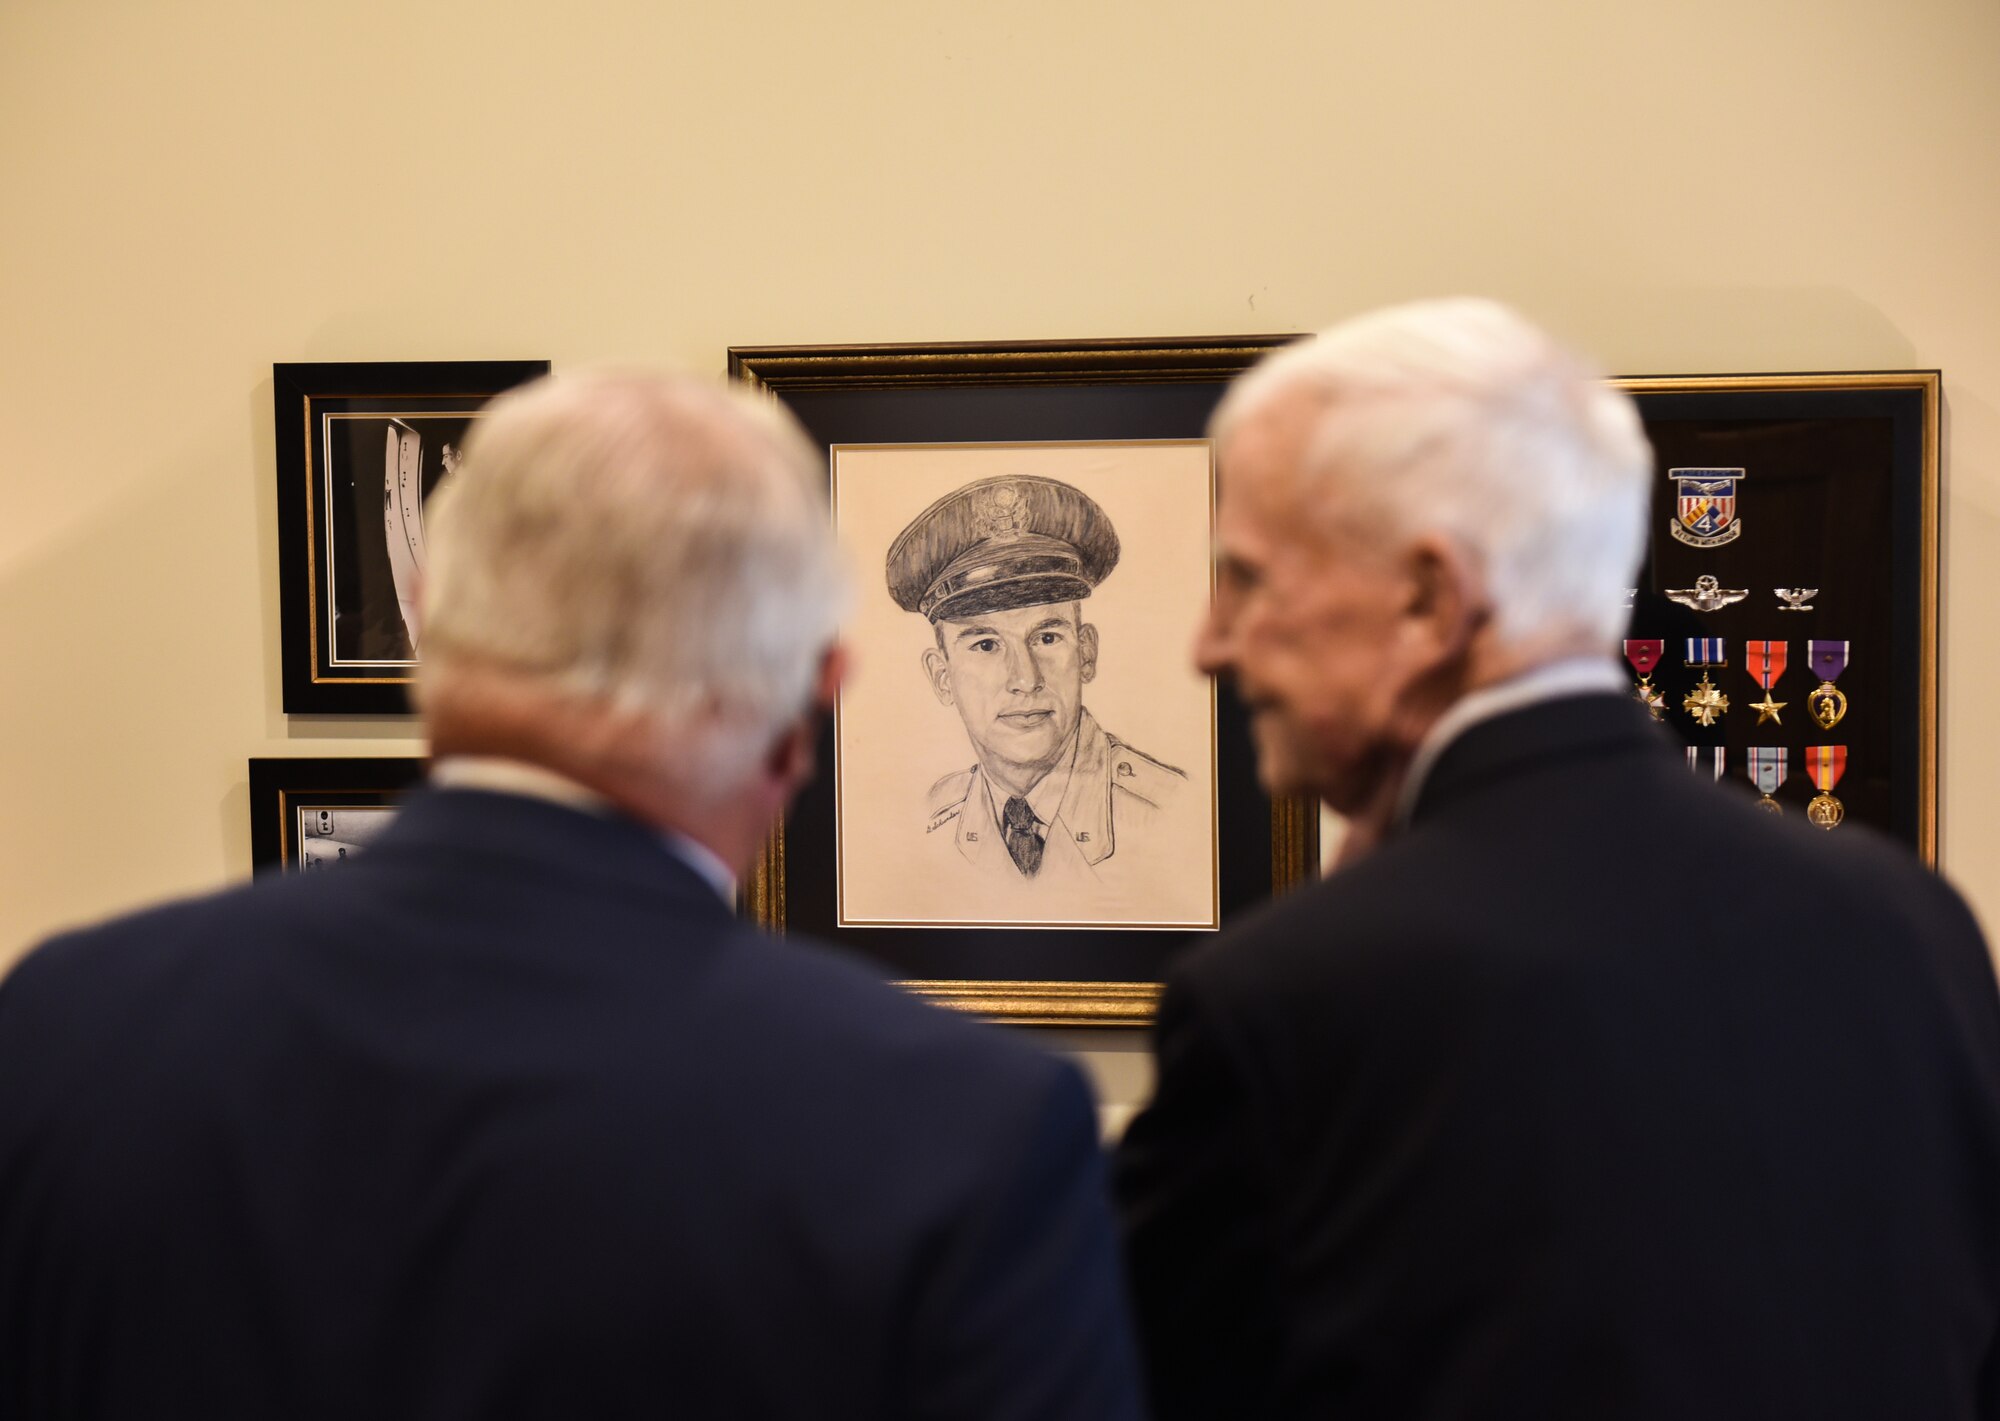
{"left": 1806, "top": 640, "right": 1850, "bottom": 730}
{"left": 1805, "top": 744, "right": 1847, "bottom": 829}
{"left": 1745, "top": 640, "right": 1788, "bottom": 726}
{"left": 1624, "top": 639, "right": 1665, "bottom": 720}
{"left": 1748, "top": 746, "right": 1788, "bottom": 814}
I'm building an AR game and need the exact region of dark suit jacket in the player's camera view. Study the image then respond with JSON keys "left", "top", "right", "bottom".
{"left": 1116, "top": 694, "right": 2000, "bottom": 1420}
{"left": 0, "top": 788, "right": 1143, "bottom": 1421}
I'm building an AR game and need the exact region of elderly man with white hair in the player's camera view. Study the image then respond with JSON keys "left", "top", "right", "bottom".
{"left": 1114, "top": 301, "right": 2000, "bottom": 1421}
{"left": 0, "top": 371, "right": 1145, "bottom": 1421}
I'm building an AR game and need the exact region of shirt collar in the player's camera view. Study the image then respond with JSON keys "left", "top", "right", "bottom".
{"left": 429, "top": 755, "right": 738, "bottom": 904}
{"left": 1025, "top": 715, "right": 1086, "bottom": 824}
{"left": 1392, "top": 657, "right": 1626, "bottom": 829}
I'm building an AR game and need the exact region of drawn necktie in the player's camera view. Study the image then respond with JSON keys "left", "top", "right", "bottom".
{"left": 1001, "top": 796, "right": 1044, "bottom": 877}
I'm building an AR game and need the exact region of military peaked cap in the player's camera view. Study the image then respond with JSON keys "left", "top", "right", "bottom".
{"left": 885, "top": 476, "right": 1121, "bottom": 623}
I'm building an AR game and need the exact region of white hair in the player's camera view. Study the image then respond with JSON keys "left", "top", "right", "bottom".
{"left": 1214, "top": 298, "right": 1652, "bottom": 651}
{"left": 417, "top": 369, "right": 850, "bottom": 793}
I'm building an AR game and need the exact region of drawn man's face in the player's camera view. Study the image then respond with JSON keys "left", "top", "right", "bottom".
{"left": 923, "top": 602, "right": 1099, "bottom": 781}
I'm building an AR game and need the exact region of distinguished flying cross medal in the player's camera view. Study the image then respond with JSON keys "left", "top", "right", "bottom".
{"left": 1669, "top": 467, "right": 1745, "bottom": 548}
{"left": 1748, "top": 746, "right": 1788, "bottom": 814}
{"left": 1665, "top": 574, "right": 1748, "bottom": 613}
{"left": 1806, "top": 744, "right": 1848, "bottom": 829}
{"left": 1682, "top": 638, "right": 1729, "bottom": 726}
{"left": 1745, "top": 640, "right": 1788, "bottom": 725}
{"left": 1624, "top": 639, "right": 1665, "bottom": 719}
{"left": 1806, "top": 639, "right": 1850, "bottom": 730}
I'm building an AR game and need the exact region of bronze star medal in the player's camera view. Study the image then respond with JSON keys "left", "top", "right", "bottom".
{"left": 1744, "top": 641, "right": 1789, "bottom": 726}
{"left": 1682, "top": 672, "right": 1729, "bottom": 728}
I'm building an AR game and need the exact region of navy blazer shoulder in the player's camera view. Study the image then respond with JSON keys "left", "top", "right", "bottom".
{"left": 1118, "top": 694, "right": 2000, "bottom": 1421}
{"left": 1, "top": 788, "right": 1144, "bottom": 1421}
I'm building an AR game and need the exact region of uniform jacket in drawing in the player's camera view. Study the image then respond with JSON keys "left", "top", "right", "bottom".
{"left": 924, "top": 709, "right": 1188, "bottom": 885}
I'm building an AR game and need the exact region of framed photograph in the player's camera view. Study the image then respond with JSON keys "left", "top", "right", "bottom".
{"left": 248, "top": 757, "right": 427, "bottom": 872}
{"left": 274, "top": 360, "right": 550, "bottom": 714}
{"left": 1618, "top": 373, "right": 1939, "bottom": 859}
{"left": 729, "top": 337, "right": 1317, "bottom": 1025}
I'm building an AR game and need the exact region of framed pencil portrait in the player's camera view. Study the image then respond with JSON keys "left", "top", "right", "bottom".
{"left": 729, "top": 337, "right": 1317, "bottom": 1026}
{"left": 1616, "top": 372, "right": 1939, "bottom": 860}
{"left": 274, "top": 360, "right": 550, "bottom": 714}
{"left": 248, "top": 757, "right": 427, "bottom": 872}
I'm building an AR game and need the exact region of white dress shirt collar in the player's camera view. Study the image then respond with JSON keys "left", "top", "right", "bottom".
{"left": 429, "top": 755, "right": 738, "bottom": 903}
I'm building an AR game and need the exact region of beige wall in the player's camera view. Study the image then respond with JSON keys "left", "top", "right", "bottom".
{"left": 5, "top": 0, "right": 1997, "bottom": 1121}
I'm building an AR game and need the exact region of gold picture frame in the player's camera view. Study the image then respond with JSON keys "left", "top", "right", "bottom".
{"left": 729, "top": 337, "right": 1317, "bottom": 1025}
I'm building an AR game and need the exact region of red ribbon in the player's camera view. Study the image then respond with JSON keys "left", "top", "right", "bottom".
{"left": 1806, "top": 744, "right": 1847, "bottom": 792}
{"left": 1746, "top": 640, "right": 1787, "bottom": 690}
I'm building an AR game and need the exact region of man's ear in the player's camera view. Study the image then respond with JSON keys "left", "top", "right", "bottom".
{"left": 922, "top": 645, "right": 954, "bottom": 706}
{"left": 765, "top": 642, "right": 849, "bottom": 792}
{"left": 1077, "top": 622, "right": 1100, "bottom": 683}
{"left": 1397, "top": 534, "right": 1487, "bottom": 670}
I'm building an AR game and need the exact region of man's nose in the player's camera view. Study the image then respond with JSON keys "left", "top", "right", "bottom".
{"left": 1007, "top": 639, "right": 1044, "bottom": 692}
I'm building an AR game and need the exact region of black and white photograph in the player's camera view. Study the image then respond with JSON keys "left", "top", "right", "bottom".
{"left": 295, "top": 805, "right": 398, "bottom": 868}
{"left": 274, "top": 360, "right": 550, "bottom": 713}
{"left": 247, "top": 757, "right": 426, "bottom": 871}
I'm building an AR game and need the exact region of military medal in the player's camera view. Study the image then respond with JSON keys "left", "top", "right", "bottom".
{"left": 1744, "top": 640, "right": 1788, "bottom": 725}
{"left": 1776, "top": 588, "right": 1817, "bottom": 612}
{"left": 1805, "top": 744, "right": 1847, "bottom": 829}
{"left": 1686, "top": 745, "right": 1724, "bottom": 781}
{"left": 1665, "top": 574, "right": 1748, "bottom": 612}
{"left": 1806, "top": 639, "right": 1849, "bottom": 730}
{"left": 1668, "top": 467, "right": 1745, "bottom": 548}
{"left": 1682, "top": 638, "right": 1728, "bottom": 726}
{"left": 1624, "top": 639, "right": 1665, "bottom": 720}
{"left": 1747, "top": 746, "right": 1788, "bottom": 814}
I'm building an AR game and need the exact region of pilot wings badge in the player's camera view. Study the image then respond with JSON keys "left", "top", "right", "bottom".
{"left": 1668, "top": 467, "right": 1745, "bottom": 549}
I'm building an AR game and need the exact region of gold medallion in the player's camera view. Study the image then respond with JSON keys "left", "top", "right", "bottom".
{"left": 1807, "top": 792, "right": 1844, "bottom": 830}
{"left": 1807, "top": 680, "right": 1847, "bottom": 730}
{"left": 1754, "top": 795, "right": 1784, "bottom": 815}
{"left": 1682, "top": 672, "right": 1729, "bottom": 728}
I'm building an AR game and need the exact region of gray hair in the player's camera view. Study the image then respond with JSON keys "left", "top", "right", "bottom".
{"left": 1213, "top": 298, "right": 1652, "bottom": 650}
{"left": 417, "top": 369, "right": 850, "bottom": 790}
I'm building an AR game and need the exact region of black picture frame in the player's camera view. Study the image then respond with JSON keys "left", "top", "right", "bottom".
{"left": 248, "top": 757, "right": 427, "bottom": 872}
{"left": 1618, "top": 372, "right": 1940, "bottom": 859}
{"left": 728, "top": 337, "right": 1317, "bottom": 1025}
{"left": 274, "top": 360, "right": 550, "bottom": 714}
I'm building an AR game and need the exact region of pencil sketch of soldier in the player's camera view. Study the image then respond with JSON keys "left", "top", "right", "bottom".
{"left": 886, "top": 476, "right": 1196, "bottom": 901}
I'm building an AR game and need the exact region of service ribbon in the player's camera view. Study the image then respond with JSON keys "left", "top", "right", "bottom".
{"left": 1806, "top": 744, "right": 1848, "bottom": 792}
{"left": 1808, "top": 640, "right": 1849, "bottom": 682}
{"left": 1624, "top": 639, "right": 1664, "bottom": 677}
{"left": 1685, "top": 637, "right": 1726, "bottom": 666}
{"left": 1686, "top": 745, "right": 1724, "bottom": 781}
{"left": 1748, "top": 746, "right": 1788, "bottom": 796}
{"left": 1745, "top": 640, "right": 1787, "bottom": 691}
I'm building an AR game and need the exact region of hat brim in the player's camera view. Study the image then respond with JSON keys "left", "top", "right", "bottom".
{"left": 930, "top": 572, "right": 1095, "bottom": 625}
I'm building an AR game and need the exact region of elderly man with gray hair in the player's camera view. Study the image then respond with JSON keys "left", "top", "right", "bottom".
{"left": 0, "top": 372, "right": 1145, "bottom": 1421}
{"left": 1114, "top": 301, "right": 2000, "bottom": 1420}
